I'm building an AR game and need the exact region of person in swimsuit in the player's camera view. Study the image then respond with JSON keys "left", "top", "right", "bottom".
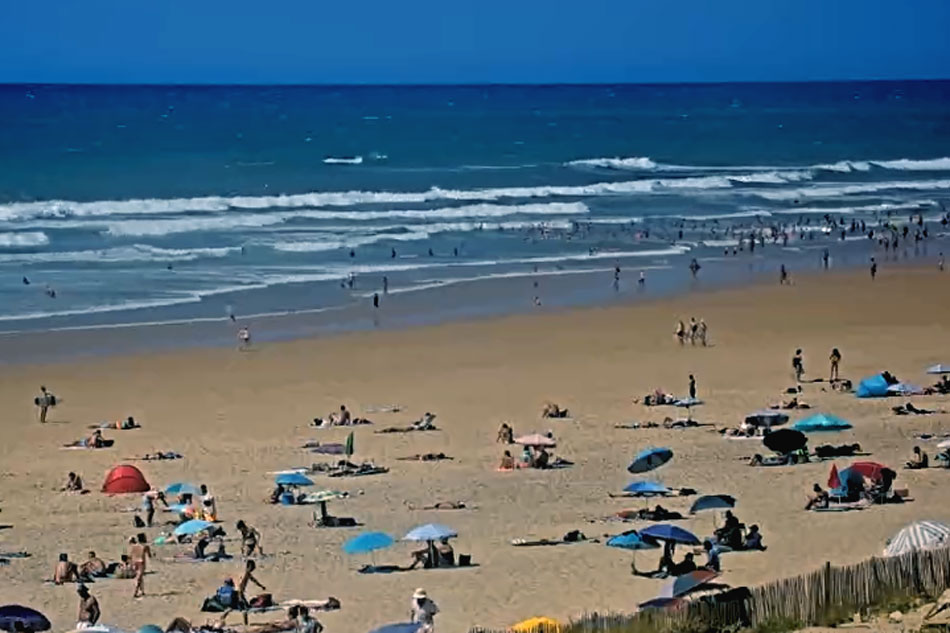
{"left": 237, "top": 520, "right": 263, "bottom": 557}
{"left": 36, "top": 385, "right": 56, "bottom": 423}
{"left": 237, "top": 560, "right": 267, "bottom": 624}
{"left": 675, "top": 321, "right": 686, "bottom": 345}
{"left": 792, "top": 349, "right": 804, "bottom": 383}
{"left": 200, "top": 484, "right": 217, "bottom": 521}
{"left": 76, "top": 585, "right": 100, "bottom": 629}
{"left": 129, "top": 533, "right": 152, "bottom": 598}
{"left": 829, "top": 348, "right": 841, "bottom": 382}
{"left": 54, "top": 553, "right": 79, "bottom": 584}
{"left": 238, "top": 326, "right": 251, "bottom": 350}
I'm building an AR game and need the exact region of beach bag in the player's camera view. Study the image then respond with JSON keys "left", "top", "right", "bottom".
{"left": 249, "top": 593, "right": 274, "bottom": 608}
{"left": 215, "top": 584, "right": 237, "bottom": 608}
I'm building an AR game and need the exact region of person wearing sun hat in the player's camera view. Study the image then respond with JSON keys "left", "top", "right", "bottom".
{"left": 410, "top": 588, "right": 439, "bottom": 632}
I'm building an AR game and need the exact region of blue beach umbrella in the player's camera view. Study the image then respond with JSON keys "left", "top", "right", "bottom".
{"left": 275, "top": 472, "right": 314, "bottom": 486}
{"left": 164, "top": 482, "right": 201, "bottom": 496}
{"left": 403, "top": 523, "right": 457, "bottom": 542}
{"left": 368, "top": 624, "right": 420, "bottom": 633}
{"left": 137, "top": 626, "right": 163, "bottom": 633}
{"left": 927, "top": 364, "right": 950, "bottom": 375}
{"left": 0, "top": 606, "right": 51, "bottom": 633}
{"left": 792, "top": 413, "right": 852, "bottom": 433}
{"left": 640, "top": 524, "right": 701, "bottom": 545}
{"left": 623, "top": 481, "right": 671, "bottom": 496}
{"left": 628, "top": 448, "right": 673, "bottom": 474}
{"left": 689, "top": 494, "right": 736, "bottom": 514}
{"left": 344, "top": 532, "right": 395, "bottom": 555}
{"left": 606, "top": 531, "right": 660, "bottom": 551}
{"left": 173, "top": 519, "right": 213, "bottom": 536}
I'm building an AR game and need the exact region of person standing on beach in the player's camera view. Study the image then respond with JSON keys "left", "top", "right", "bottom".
{"left": 688, "top": 374, "right": 697, "bottom": 400}
{"left": 675, "top": 320, "right": 686, "bottom": 346}
{"left": 697, "top": 319, "right": 708, "bottom": 347}
{"left": 613, "top": 265, "right": 620, "bottom": 290}
{"left": 373, "top": 293, "right": 380, "bottom": 309}
{"left": 410, "top": 588, "right": 439, "bottom": 633}
{"left": 822, "top": 249, "right": 830, "bottom": 269}
{"left": 689, "top": 317, "right": 698, "bottom": 345}
{"left": 638, "top": 271, "right": 646, "bottom": 289}
{"left": 870, "top": 257, "right": 878, "bottom": 280}
{"left": 779, "top": 265, "right": 789, "bottom": 285}
{"left": 76, "top": 585, "right": 100, "bottom": 629}
{"left": 689, "top": 258, "right": 701, "bottom": 279}
{"left": 35, "top": 385, "right": 56, "bottom": 423}
{"left": 238, "top": 326, "right": 251, "bottom": 350}
{"left": 383, "top": 276, "right": 389, "bottom": 293}
{"left": 238, "top": 560, "right": 267, "bottom": 624}
{"left": 829, "top": 348, "right": 842, "bottom": 382}
{"left": 939, "top": 252, "right": 945, "bottom": 272}
{"left": 792, "top": 349, "right": 805, "bottom": 383}
{"left": 129, "top": 533, "right": 152, "bottom": 598}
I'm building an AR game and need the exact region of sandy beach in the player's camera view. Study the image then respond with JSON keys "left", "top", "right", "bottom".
{"left": 1, "top": 266, "right": 949, "bottom": 632}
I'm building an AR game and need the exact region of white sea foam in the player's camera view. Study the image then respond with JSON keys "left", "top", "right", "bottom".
{"left": 0, "top": 244, "right": 239, "bottom": 264}
{"left": 323, "top": 156, "right": 363, "bottom": 165}
{"left": 101, "top": 203, "right": 588, "bottom": 237}
{"left": 567, "top": 157, "right": 658, "bottom": 170}
{"left": 872, "top": 158, "right": 950, "bottom": 171}
{"left": 0, "top": 231, "right": 50, "bottom": 248}
{"left": 814, "top": 161, "right": 872, "bottom": 173}
{"left": 754, "top": 179, "right": 950, "bottom": 201}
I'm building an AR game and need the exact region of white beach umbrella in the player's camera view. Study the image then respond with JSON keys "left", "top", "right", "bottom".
{"left": 883, "top": 520, "right": 950, "bottom": 557}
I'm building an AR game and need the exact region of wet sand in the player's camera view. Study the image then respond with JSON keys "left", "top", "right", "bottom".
{"left": 1, "top": 266, "right": 949, "bottom": 631}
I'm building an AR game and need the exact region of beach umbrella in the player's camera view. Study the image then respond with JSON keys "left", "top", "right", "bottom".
{"left": 509, "top": 616, "right": 562, "bottom": 633}
{"left": 660, "top": 569, "right": 720, "bottom": 598}
{"left": 744, "top": 411, "right": 788, "bottom": 427}
{"left": 887, "top": 383, "right": 924, "bottom": 396}
{"left": 623, "top": 481, "right": 671, "bottom": 496}
{"left": 927, "top": 364, "right": 950, "bottom": 375}
{"left": 884, "top": 521, "right": 950, "bottom": 557}
{"left": 762, "top": 429, "right": 807, "bottom": 454}
{"left": 638, "top": 597, "right": 685, "bottom": 611}
{"left": 828, "top": 464, "right": 842, "bottom": 490}
{"left": 345, "top": 431, "right": 355, "bottom": 458}
{"left": 275, "top": 472, "right": 314, "bottom": 486}
{"left": 368, "top": 624, "right": 420, "bottom": 633}
{"left": 344, "top": 532, "right": 395, "bottom": 555}
{"left": 628, "top": 448, "right": 673, "bottom": 474}
{"left": 674, "top": 398, "right": 703, "bottom": 421}
{"left": 403, "top": 523, "right": 457, "bottom": 542}
{"left": 0, "top": 606, "right": 50, "bottom": 633}
{"left": 793, "top": 413, "right": 852, "bottom": 433}
{"left": 164, "top": 482, "right": 201, "bottom": 497}
{"left": 514, "top": 434, "right": 556, "bottom": 448}
{"left": 606, "top": 531, "right": 660, "bottom": 551}
{"left": 850, "top": 461, "right": 888, "bottom": 481}
{"left": 690, "top": 495, "right": 736, "bottom": 514}
{"left": 937, "top": 439, "right": 950, "bottom": 450}
{"left": 137, "top": 626, "right": 163, "bottom": 633}
{"left": 640, "top": 524, "right": 700, "bottom": 546}
{"left": 173, "top": 519, "right": 212, "bottom": 536}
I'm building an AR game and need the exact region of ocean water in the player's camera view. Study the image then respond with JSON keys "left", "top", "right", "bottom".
{"left": 0, "top": 82, "right": 949, "bottom": 337}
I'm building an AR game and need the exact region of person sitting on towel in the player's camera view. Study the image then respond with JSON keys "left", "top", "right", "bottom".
{"left": 805, "top": 483, "right": 830, "bottom": 510}
{"left": 669, "top": 552, "right": 697, "bottom": 576}
{"left": 742, "top": 525, "right": 766, "bottom": 551}
{"left": 498, "top": 450, "right": 515, "bottom": 471}
{"left": 906, "top": 446, "right": 929, "bottom": 469}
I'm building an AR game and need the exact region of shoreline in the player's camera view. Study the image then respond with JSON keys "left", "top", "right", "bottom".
{"left": 1, "top": 242, "right": 941, "bottom": 365}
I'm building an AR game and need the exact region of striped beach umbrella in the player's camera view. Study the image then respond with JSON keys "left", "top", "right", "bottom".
{"left": 883, "top": 521, "right": 950, "bottom": 557}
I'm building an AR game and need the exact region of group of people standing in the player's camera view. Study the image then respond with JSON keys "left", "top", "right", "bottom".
{"left": 675, "top": 317, "right": 708, "bottom": 346}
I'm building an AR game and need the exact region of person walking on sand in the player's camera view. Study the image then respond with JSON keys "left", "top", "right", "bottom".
{"left": 238, "top": 560, "right": 267, "bottom": 624}
{"left": 939, "top": 252, "right": 945, "bottom": 272}
{"left": 35, "top": 385, "right": 56, "bottom": 423}
{"left": 129, "top": 533, "right": 152, "bottom": 598}
{"left": 238, "top": 326, "right": 251, "bottom": 350}
{"left": 792, "top": 349, "right": 805, "bottom": 383}
{"left": 697, "top": 319, "right": 708, "bottom": 347}
{"left": 675, "top": 320, "right": 686, "bottom": 346}
{"left": 76, "top": 585, "right": 100, "bottom": 629}
{"left": 410, "top": 588, "right": 439, "bottom": 633}
{"left": 237, "top": 520, "right": 263, "bottom": 557}
{"left": 689, "top": 317, "right": 698, "bottom": 345}
{"left": 870, "top": 257, "right": 878, "bottom": 280}
{"left": 688, "top": 374, "right": 697, "bottom": 400}
{"left": 779, "top": 264, "right": 789, "bottom": 285}
{"left": 829, "top": 348, "right": 842, "bottom": 382}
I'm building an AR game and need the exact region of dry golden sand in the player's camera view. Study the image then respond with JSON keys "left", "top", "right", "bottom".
{"left": 1, "top": 267, "right": 949, "bottom": 632}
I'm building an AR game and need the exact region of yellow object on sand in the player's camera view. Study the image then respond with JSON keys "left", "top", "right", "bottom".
{"left": 510, "top": 616, "right": 561, "bottom": 633}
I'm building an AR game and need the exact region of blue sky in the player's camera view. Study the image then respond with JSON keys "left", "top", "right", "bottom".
{"left": 3, "top": 0, "right": 949, "bottom": 84}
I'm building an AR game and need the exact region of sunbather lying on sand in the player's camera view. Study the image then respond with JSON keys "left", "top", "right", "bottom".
{"left": 748, "top": 453, "right": 790, "bottom": 467}
{"left": 63, "top": 430, "right": 113, "bottom": 449}
{"left": 396, "top": 453, "right": 453, "bottom": 461}
{"left": 309, "top": 460, "right": 389, "bottom": 478}
{"left": 375, "top": 413, "right": 438, "bottom": 433}
{"left": 140, "top": 451, "right": 183, "bottom": 461}
{"left": 89, "top": 416, "right": 140, "bottom": 430}
{"left": 770, "top": 396, "right": 811, "bottom": 410}
{"left": 814, "top": 443, "right": 863, "bottom": 459}
{"left": 634, "top": 391, "right": 676, "bottom": 406}
{"left": 406, "top": 501, "right": 469, "bottom": 510}
{"left": 616, "top": 505, "right": 684, "bottom": 521}
{"left": 541, "top": 402, "right": 570, "bottom": 418}
{"left": 893, "top": 402, "right": 938, "bottom": 415}
{"left": 615, "top": 421, "right": 660, "bottom": 429}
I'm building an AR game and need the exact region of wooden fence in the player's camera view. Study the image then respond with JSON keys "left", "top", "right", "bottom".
{"left": 471, "top": 546, "right": 950, "bottom": 633}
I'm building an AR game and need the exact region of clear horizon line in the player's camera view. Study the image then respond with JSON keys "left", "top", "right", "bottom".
{"left": 2, "top": 76, "right": 950, "bottom": 89}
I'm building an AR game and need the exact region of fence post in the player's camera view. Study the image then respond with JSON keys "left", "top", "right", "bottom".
{"left": 823, "top": 560, "right": 832, "bottom": 621}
